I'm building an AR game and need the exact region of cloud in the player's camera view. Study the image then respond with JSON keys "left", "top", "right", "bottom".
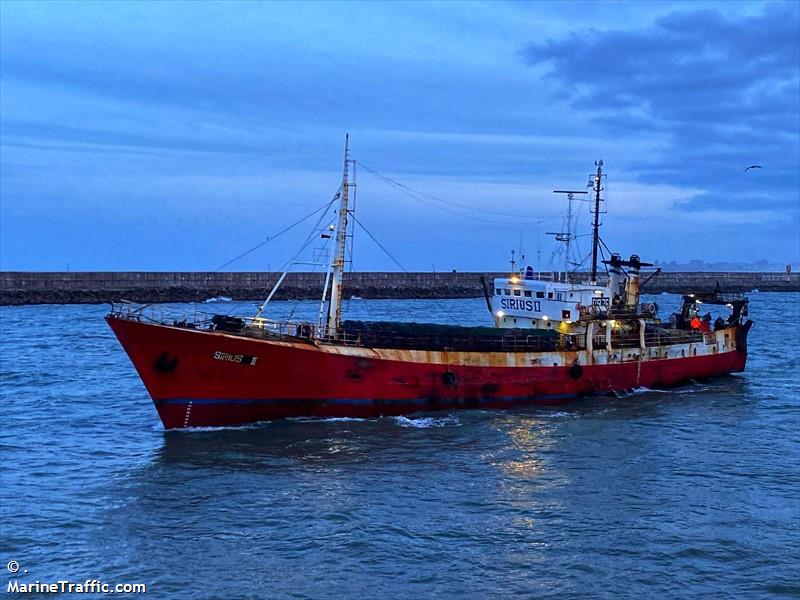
{"left": 522, "top": 3, "right": 800, "bottom": 216}
{"left": 1, "top": 1, "right": 797, "bottom": 269}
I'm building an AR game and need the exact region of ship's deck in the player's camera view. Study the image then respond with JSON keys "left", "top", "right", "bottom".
{"left": 109, "top": 303, "right": 713, "bottom": 353}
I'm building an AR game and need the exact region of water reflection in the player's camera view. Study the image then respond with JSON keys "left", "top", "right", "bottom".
{"left": 492, "top": 417, "right": 553, "bottom": 481}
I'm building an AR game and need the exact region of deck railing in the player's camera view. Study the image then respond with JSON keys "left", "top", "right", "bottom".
{"left": 109, "top": 301, "right": 712, "bottom": 354}
{"left": 109, "top": 301, "right": 320, "bottom": 342}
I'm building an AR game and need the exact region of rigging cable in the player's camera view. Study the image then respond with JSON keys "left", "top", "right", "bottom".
{"left": 254, "top": 192, "right": 340, "bottom": 317}
{"left": 351, "top": 214, "right": 460, "bottom": 324}
{"left": 598, "top": 237, "right": 615, "bottom": 277}
{"left": 213, "top": 190, "right": 341, "bottom": 272}
{"left": 596, "top": 240, "right": 611, "bottom": 282}
{"left": 351, "top": 213, "right": 408, "bottom": 273}
{"left": 357, "top": 162, "right": 566, "bottom": 225}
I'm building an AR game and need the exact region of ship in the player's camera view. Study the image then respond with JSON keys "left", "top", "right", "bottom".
{"left": 107, "top": 137, "right": 753, "bottom": 429}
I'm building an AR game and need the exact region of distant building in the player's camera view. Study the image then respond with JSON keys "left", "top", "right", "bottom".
{"left": 652, "top": 259, "right": 798, "bottom": 272}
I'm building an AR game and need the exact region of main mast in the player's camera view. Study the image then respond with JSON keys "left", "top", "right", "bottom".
{"left": 590, "top": 159, "right": 603, "bottom": 284}
{"left": 325, "top": 134, "right": 351, "bottom": 337}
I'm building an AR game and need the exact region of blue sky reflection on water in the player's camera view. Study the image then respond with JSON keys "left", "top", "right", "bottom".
{"left": 1, "top": 1, "right": 798, "bottom": 271}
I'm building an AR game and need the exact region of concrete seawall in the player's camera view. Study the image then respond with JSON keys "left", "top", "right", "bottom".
{"left": 1, "top": 271, "right": 797, "bottom": 305}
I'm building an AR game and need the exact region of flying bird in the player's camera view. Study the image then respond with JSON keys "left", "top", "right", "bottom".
{"left": 745, "top": 165, "right": 762, "bottom": 171}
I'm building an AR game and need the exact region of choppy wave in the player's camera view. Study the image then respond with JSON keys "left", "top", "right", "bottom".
{"left": 163, "top": 422, "right": 270, "bottom": 433}
{"left": 288, "top": 416, "right": 371, "bottom": 423}
{"left": 392, "top": 415, "right": 460, "bottom": 428}
{"left": 203, "top": 296, "right": 233, "bottom": 303}
{"left": 611, "top": 383, "right": 714, "bottom": 398}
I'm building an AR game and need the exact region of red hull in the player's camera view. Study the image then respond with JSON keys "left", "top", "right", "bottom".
{"left": 107, "top": 316, "right": 747, "bottom": 429}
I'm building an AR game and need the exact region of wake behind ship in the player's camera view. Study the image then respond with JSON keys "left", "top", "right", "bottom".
{"left": 107, "top": 137, "right": 752, "bottom": 429}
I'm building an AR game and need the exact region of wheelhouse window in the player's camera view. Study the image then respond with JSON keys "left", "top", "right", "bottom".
{"left": 513, "top": 289, "right": 521, "bottom": 296}
{"left": 547, "top": 292, "right": 554, "bottom": 299}
{"left": 524, "top": 290, "right": 532, "bottom": 297}
{"left": 504, "top": 289, "right": 511, "bottom": 295}
{"left": 536, "top": 291, "right": 545, "bottom": 298}
{"left": 495, "top": 288, "right": 502, "bottom": 295}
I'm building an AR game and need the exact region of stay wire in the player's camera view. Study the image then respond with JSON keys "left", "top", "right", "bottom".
{"left": 357, "top": 161, "right": 565, "bottom": 225}
{"left": 286, "top": 225, "right": 337, "bottom": 322}
{"left": 598, "top": 237, "right": 615, "bottom": 277}
{"left": 352, "top": 214, "right": 463, "bottom": 325}
{"left": 255, "top": 191, "right": 340, "bottom": 315}
{"left": 596, "top": 239, "right": 611, "bottom": 280}
{"left": 357, "top": 161, "right": 524, "bottom": 219}
{"left": 213, "top": 191, "right": 340, "bottom": 272}
{"left": 350, "top": 213, "right": 407, "bottom": 273}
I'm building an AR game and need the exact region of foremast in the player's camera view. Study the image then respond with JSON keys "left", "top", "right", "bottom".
{"left": 325, "top": 134, "right": 352, "bottom": 338}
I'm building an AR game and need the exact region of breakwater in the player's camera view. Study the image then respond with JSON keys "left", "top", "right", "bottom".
{"left": 1, "top": 271, "right": 797, "bottom": 305}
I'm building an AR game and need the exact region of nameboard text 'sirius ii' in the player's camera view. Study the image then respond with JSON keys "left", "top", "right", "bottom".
{"left": 107, "top": 137, "right": 752, "bottom": 429}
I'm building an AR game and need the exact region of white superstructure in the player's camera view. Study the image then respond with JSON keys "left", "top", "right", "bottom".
{"left": 490, "top": 276, "right": 613, "bottom": 330}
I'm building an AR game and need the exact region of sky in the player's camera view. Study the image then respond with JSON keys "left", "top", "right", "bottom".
{"left": 1, "top": 0, "right": 798, "bottom": 272}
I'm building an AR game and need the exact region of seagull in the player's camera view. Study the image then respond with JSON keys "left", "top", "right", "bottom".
{"left": 745, "top": 165, "right": 762, "bottom": 171}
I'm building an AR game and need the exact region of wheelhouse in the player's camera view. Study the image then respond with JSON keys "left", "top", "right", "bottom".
{"left": 490, "top": 277, "right": 613, "bottom": 329}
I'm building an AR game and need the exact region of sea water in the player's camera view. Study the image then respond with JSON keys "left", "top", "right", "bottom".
{"left": 1, "top": 294, "right": 798, "bottom": 598}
